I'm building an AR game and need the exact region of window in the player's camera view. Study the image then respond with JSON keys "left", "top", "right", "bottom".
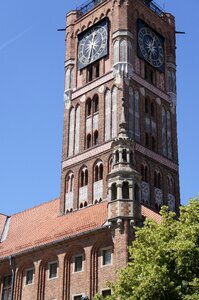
{"left": 93, "top": 130, "right": 99, "bottom": 145}
{"left": 87, "top": 62, "right": 100, "bottom": 82}
{"left": 111, "top": 183, "right": 117, "bottom": 201}
{"left": 129, "top": 88, "right": 140, "bottom": 141}
{"left": 86, "top": 134, "right": 91, "bottom": 149}
{"left": 102, "top": 289, "right": 112, "bottom": 297}
{"left": 145, "top": 98, "right": 157, "bottom": 150}
{"left": 122, "top": 182, "right": 129, "bottom": 199}
{"left": 141, "top": 164, "right": 149, "bottom": 183}
{"left": 102, "top": 248, "right": 112, "bottom": 266}
{"left": 154, "top": 171, "right": 162, "bottom": 189}
{"left": 74, "top": 296, "right": 83, "bottom": 300}
{"left": 48, "top": 262, "right": 58, "bottom": 279}
{"left": 26, "top": 269, "right": 34, "bottom": 285}
{"left": 2, "top": 275, "right": 12, "bottom": 300}
{"left": 80, "top": 168, "right": 88, "bottom": 187}
{"left": 86, "top": 99, "right": 92, "bottom": 117}
{"left": 68, "top": 105, "right": 81, "bottom": 157}
{"left": 144, "top": 63, "right": 156, "bottom": 85}
{"left": 74, "top": 255, "right": 83, "bottom": 272}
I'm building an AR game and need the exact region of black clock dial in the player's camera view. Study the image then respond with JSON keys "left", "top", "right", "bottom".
{"left": 137, "top": 20, "right": 165, "bottom": 72}
{"left": 78, "top": 19, "right": 108, "bottom": 70}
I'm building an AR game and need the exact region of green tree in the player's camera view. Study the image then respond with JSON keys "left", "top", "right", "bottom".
{"left": 94, "top": 197, "right": 199, "bottom": 300}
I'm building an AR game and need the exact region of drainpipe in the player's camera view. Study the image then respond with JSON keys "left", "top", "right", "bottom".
{"left": 9, "top": 256, "right": 15, "bottom": 300}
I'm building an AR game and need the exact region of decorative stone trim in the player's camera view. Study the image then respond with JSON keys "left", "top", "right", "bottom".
{"left": 136, "top": 144, "right": 178, "bottom": 171}
{"left": 112, "top": 30, "right": 133, "bottom": 39}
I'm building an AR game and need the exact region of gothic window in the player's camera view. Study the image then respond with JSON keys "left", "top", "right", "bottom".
{"left": 108, "top": 156, "right": 113, "bottom": 173}
{"left": 84, "top": 201, "right": 88, "bottom": 207}
{"left": 94, "top": 161, "right": 103, "bottom": 182}
{"left": 105, "top": 89, "right": 111, "bottom": 141}
{"left": 167, "top": 111, "right": 172, "bottom": 159}
{"left": 154, "top": 170, "right": 162, "bottom": 189}
{"left": 145, "top": 98, "right": 157, "bottom": 151}
{"left": 122, "top": 182, "right": 129, "bottom": 199}
{"left": 141, "top": 164, "right": 149, "bottom": 183}
{"left": 144, "top": 63, "right": 156, "bottom": 85}
{"left": 167, "top": 69, "right": 176, "bottom": 93}
{"left": 68, "top": 105, "right": 80, "bottom": 157}
{"left": 162, "top": 108, "right": 172, "bottom": 159}
{"left": 80, "top": 168, "right": 88, "bottom": 187}
{"left": 122, "top": 149, "right": 127, "bottom": 162}
{"left": 93, "top": 95, "right": 99, "bottom": 113}
{"left": 115, "top": 150, "right": 119, "bottom": 163}
{"left": 112, "top": 87, "right": 118, "bottom": 138}
{"left": 87, "top": 61, "right": 100, "bottom": 82}
{"left": 86, "top": 99, "right": 92, "bottom": 117}
{"left": 68, "top": 107, "right": 75, "bottom": 157}
{"left": 87, "top": 134, "right": 91, "bottom": 149}
{"left": 111, "top": 183, "right": 117, "bottom": 200}
{"left": 134, "top": 91, "right": 140, "bottom": 141}
{"left": 94, "top": 130, "right": 99, "bottom": 145}
{"left": 129, "top": 87, "right": 134, "bottom": 138}
{"left": 75, "top": 105, "right": 80, "bottom": 154}
{"left": 66, "top": 172, "right": 74, "bottom": 193}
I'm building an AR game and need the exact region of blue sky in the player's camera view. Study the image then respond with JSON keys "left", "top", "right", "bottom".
{"left": 0, "top": 0, "right": 198, "bottom": 216}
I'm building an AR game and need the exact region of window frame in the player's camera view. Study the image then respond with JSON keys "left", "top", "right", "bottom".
{"left": 73, "top": 254, "right": 84, "bottom": 273}
{"left": 48, "top": 261, "right": 58, "bottom": 280}
{"left": 101, "top": 247, "right": 113, "bottom": 267}
{"left": 25, "top": 268, "right": 34, "bottom": 286}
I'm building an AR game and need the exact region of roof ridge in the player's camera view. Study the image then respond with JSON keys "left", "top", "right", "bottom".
{"left": 11, "top": 197, "right": 60, "bottom": 217}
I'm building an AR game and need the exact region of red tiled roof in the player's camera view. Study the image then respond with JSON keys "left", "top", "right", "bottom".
{"left": 0, "top": 214, "right": 7, "bottom": 240}
{"left": 0, "top": 199, "right": 161, "bottom": 260}
{"left": 0, "top": 199, "right": 108, "bottom": 260}
{"left": 141, "top": 205, "right": 162, "bottom": 224}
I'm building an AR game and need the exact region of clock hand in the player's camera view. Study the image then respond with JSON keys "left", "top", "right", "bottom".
{"left": 89, "top": 32, "right": 97, "bottom": 62}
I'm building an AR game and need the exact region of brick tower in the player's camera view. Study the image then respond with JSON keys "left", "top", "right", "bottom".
{"left": 60, "top": 0, "right": 180, "bottom": 216}
{"left": 0, "top": 1, "right": 181, "bottom": 299}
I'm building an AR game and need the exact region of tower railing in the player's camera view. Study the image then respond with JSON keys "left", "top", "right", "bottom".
{"left": 76, "top": 0, "right": 106, "bottom": 18}
{"left": 76, "top": 0, "right": 164, "bottom": 19}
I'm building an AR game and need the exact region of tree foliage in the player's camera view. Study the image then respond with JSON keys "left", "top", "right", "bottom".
{"left": 94, "top": 197, "right": 199, "bottom": 300}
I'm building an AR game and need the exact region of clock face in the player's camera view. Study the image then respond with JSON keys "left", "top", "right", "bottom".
{"left": 78, "top": 19, "right": 108, "bottom": 70}
{"left": 137, "top": 20, "right": 165, "bottom": 72}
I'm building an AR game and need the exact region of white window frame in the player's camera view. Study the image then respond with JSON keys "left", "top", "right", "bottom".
{"left": 48, "top": 261, "right": 58, "bottom": 280}
{"left": 25, "top": 268, "right": 34, "bottom": 286}
{"left": 101, "top": 247, "right": 113, "bottom": 267}
{"left": 73, "top": 254, "right": 84, "bottom": 273}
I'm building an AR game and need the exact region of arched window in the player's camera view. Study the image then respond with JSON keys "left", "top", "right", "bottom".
{"left": 112, "top": 87, "right": 117, "bottom": 138}
{"left": 87, "top": 134, "right": 91, "bottom": 149}
{"left": 154, "top": 170, "right": 162, "bottom": 189}
{"left": 65, "top": 67, "right": 73, "bottom": 91}
{"left": 122, "top": 182, "right": 129, "bottom": 199}
{"left": 99, "top": 164, "right": 103, "bottom": 180}
{"left": 75, "top": 105, "right": 80, "bottom": 155}
{"left": 94, "top": 161, "right": 103, "bottom": 182}
{"left": 80, "top": 203, "right": 83, "bottom": 209}
{"left": 111, "top": 183, "right": 117, "bottom": 200}
{"left": 66, "top": 173, "right": 74, "bottom": 193}
{"left": 84, "top": 201, "right": 88, "bottom": 207}
{"left": 134, "top": 91, "right": 140, "bottom": 141}
{"left": 122, "top": 149, "right": 127, "bottom": 162}
{"left": 115, "top": 150, "right": 119, "bottom": 163}
{"left": 108, "top": 156, "right": 113, "bottom": 173}
{"left": 86, "top": 99, "right": 92, "bottom": 117}
{"left": 68, "top": 107, "right": 75, "bottom": 157}
{"left": 167, "top": 111, "right": 172, "bottom": 159}
{"left": 141, "top": 164, "right": 149, "bottom": 183}
{"left": 93, "top": 95, "right": 99, "bottom": 113}
{"left": 80, "top": 168, "right": 88, "bottom": 187}
{"left": 93, "top": 130, "right": 99, "bottom": 145}
{"left": 105, "top": 90, "right": 111, "bottom": 141}
{"left": 129, "top": 87, "right": 134, "bottom": 139}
